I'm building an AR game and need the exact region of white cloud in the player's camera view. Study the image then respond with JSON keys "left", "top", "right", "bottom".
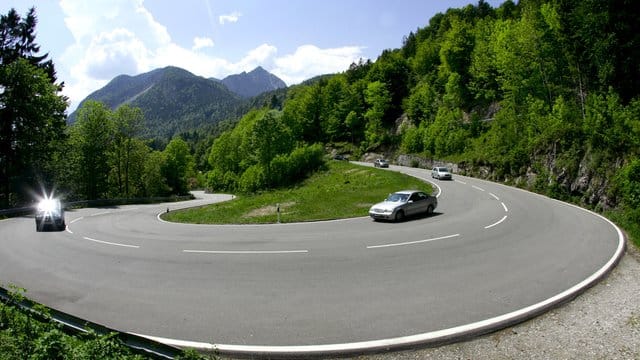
{"left": 273, "top": 45, "right": 366, "bottom": 85}
{"left": 192, "top": 37, "right": 214, "bottom": 51}
{"left": 56, "top": 1, "right": 365, "bottom": 112}
{"left": 219, "top": 11, "right": 241, "bottom": 25}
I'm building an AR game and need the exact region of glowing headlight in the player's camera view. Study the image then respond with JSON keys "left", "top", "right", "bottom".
{"left": 37, "top": 198, "right": 61, "bottom": 215}
{"left": 38, "top": 199, "right": 56, "bottom": 212}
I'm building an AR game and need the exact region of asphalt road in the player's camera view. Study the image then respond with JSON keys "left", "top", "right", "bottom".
{"left": 0, "top": 164, "right": 624, "bottom": 357}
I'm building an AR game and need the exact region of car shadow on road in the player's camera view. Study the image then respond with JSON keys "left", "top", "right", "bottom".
{"left": 372, "top": 212, "right": 443, "bottom": 224}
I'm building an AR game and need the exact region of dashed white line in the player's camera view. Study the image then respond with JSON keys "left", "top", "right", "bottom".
{"left": 183, "top": 249, "right": 308, "bottom": 255}
{"left": 83, "top": 236, "right": 140, "bottom": 249}
{"left": 91, "top": 211, "right": 111, "bottom": 217}
{"left": 485, "top": 215, "right": 508, "bottom": 229}
{"left": 489, "top": 193, "right": 500, "bottom": 201}
{"left": 367, "top": 234, "right": 460, "bottom": 249}
{"left": 454, "top": 179, "right": 467, "bottom": 185}
{"left": 472, "top": 185, "right": 485, "bottom": 192}
{"left": 70, "top": 217, "right": 84, "bottom": 224}
{"left": 502, "top": 202, "right": 509, "bottom": 212}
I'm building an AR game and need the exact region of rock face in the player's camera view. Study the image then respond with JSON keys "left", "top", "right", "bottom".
{"left": 392, "top": 151, "right": 617, "bottom": 210}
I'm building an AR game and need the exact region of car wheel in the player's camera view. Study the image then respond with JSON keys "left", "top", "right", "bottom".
{"left": 426, "top": 205, "right": 434, "bottom": 216}
{"left": 35, "top": 221, "right": 42, "bottom": 232}
{"left": 395, "top": 210, "right": 405, "bottom": 222}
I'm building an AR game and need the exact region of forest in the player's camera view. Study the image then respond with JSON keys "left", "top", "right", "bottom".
{"left": 1, "top": 0, "right": 639, "bottom": 233}
{"left": 204, "top": 0, "right": 640, "bottom": 227}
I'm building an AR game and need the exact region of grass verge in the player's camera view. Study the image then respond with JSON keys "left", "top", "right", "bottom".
{"left": 162, "top": 161, "right": 433, "bottom": 224}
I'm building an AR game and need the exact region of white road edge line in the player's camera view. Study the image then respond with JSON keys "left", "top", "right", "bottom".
{"left": 472, "top": 185, "right": 485, "bottom": 192}
{"left": 83, "top": 236, "right": 140, "bottom": 249}
{"left": 132, "top": 170, "right": 627, "bottom": 357}
{"left": 183, "top": 249, "right": 308, "bottom": 254}
{"left": 489, "top": 192, "right": 500, "bottom": 201}
{"left": 502, "top": 202, "right": 509, "bottom": 212}
{"left": 485, "top": 215, "right": 508, "bottom": 229}
{"left": 367, "top": 234, "right": 460, "bottom": 249}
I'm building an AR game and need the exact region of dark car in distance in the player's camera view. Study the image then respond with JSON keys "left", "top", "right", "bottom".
{"left": 35, "top": 198, "right": 65, "bottom": 231}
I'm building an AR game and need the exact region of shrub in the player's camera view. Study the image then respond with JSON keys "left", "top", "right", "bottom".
{"left": 239, "top": 164, "right": 266, "bottom": 193}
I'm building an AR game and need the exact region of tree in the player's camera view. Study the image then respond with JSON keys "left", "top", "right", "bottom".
{"left": 363, "top": 81, "right": 391, "bottom": 148}
{"left": 110, "top": 105, "right": 144, "bottom": 197}
{"left": 0, "top": 8, "right": 67, "bottom": 207}
{"left": 163, "top": 137, "right": 194, "bottom": 195}
{"left": 67, "top": 101, "right": 113, "bottom": 200}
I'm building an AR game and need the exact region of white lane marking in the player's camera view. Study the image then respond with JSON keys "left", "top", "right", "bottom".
{"left": 430, "top": 180, "right": 442, "bottom": 198}
{"left": 91, "top": 211, "right": 111, "bottom": 217}
{"left": 183, "top": 249, "right": 308, "bottom": 255}
{"left": 472, "top": 185, "right": 485, "bottom": 192}
{"left": 454, "top": 179, "right": 467, "bottom": 185}
{"left": 484, "top": 215, "right": 508, "bottom": 229}
{"left": 489, "top": 193, "right": 500, "bottom": 201}
{"left": 83, "top": 236, "right": 140, "bottom": 249}
{"left": 502, "top": 202, "right": 509, "bottom": 212}
{"left": 66, "top": 227, "right": 73, "bottom": 234}
{"left": 70, "top": 217, "right": 84, "bottom": 224}
{"left": 367, "top": 234, "right": 460, "bottom": 249}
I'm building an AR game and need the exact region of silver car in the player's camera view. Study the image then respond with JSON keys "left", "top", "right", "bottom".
{"left": 373, "top": 159, "right": 389, "bottom": 168}
{"left": 369, "top": 190, "right": 437, "bottom": 222}
{"left": 431, "top": 166, "right": 452, "bottom": 180}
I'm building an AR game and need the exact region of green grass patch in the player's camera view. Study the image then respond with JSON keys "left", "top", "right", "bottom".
{"left": 162, "top": 161, "right": 433, "bottom": 224}
{"left": 605, "top": 209, "right": 640, "bottom": 248}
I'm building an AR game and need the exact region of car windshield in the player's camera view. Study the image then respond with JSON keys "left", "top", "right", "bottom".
{"left": 386, "top": 193, "right": 409, "bottom": 202}
{"left": 438, "top": 168, "right": 448, "bottom": 172}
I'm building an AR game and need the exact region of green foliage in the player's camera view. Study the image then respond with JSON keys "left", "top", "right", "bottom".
{"left": 67, "top": 100, "right": 114, "bottom": 200}
{"left": 1, "top": 7, "right": 68, "bottom": 207}
{"left": 207, "top": 109, "right": 325, "bottom": 193}
{"left": 0, "top": 297, "right": 149, "bottom": 359}
{"left": 166, "top": 161, "right": 433, "bottom": 224}
{"left": 163, "top": 137, "right": 195, "bottom": 195}
{"left": 613, "top": 159, "right": 640, "bottom": 211}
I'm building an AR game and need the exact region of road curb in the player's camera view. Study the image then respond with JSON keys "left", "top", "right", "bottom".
{"left": 141, "top": 202, "right": 626, "bottom": 358}
{"left": 146, "top": 175, "right": 627, "bottom": 358}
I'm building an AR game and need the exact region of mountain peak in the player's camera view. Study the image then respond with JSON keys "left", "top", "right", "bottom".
{"left": 221, "top": 67, "right": 286, "bottom": 98}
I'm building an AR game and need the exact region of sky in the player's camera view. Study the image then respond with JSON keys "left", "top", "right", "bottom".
{"left": 4, "top": 0, "right": 504, "bottom": 112}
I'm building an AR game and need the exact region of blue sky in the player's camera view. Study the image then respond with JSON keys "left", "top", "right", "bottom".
{"left": 4, "top": 1, "right": 504, "bottom": 111}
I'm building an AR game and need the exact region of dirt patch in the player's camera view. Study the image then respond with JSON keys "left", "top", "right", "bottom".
{"left": 243, "top": 202, "right": 296, "bottom": 218}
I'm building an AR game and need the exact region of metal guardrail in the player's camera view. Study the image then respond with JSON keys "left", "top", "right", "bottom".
{"left": 0, "top": 195, "right": 194, "bottom": 218}
{"left": 0, "top": 286, "right": 183, "bottom": 359}
{"left": 0, "top": 194, "right": 197, "bottom": 358}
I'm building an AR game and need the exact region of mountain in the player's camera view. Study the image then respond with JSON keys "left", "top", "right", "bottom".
{"left": 68, "top": 66, "right": 288, "bottom": 139}
{"left": 220, "top": 66, "right": 287, "bottom": 98}
{"left": 69, "top": 67, "right": 239, "bottom": 139}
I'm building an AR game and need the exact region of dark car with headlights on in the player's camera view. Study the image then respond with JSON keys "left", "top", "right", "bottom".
{"left": 369, "top": 190, "right": 437, "bottom": 222}
{"left": 35, "top": 198, "right": 65, "bottom": 231}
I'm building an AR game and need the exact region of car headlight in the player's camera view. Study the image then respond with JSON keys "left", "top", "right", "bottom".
{"left": 38, "top": 199, "right": 57, "bottom": 212}
{"left": 37, "top": 198, "right": 61, "bottom": 215}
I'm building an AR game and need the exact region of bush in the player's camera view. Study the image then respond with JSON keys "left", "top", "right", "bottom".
{"left": 238, "top": 164, "right": 266, "bottom": 193}
{"left": 268, "top": 144, "right": 325, "bottom": 188}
